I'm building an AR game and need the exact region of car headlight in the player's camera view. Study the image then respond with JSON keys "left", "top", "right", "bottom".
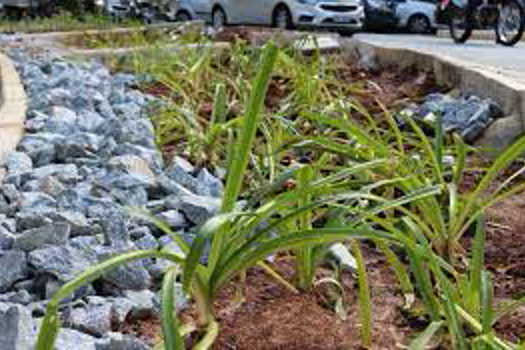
{"left": 297, "top": 0, "right": 318, "bottom": 5}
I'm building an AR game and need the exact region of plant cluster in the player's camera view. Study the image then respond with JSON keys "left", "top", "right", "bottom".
{"left": 36, "top": 42, "right": 525, "bottom": 350}
{"left": 0, "top": 13, "right": 140, "bottom": 34}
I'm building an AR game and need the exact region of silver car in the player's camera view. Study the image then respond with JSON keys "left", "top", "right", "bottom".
{"left": 209, "top": 0, "right": 365, "bottom": 32}
{"left": 395, "top": 0, "right": 437, "bottom": 33}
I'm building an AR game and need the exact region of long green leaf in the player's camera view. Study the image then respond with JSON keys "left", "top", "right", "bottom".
{"left": 435, "top": 111, "right": 444, "bottom": 176}
{"left": 162, "top": 268, "right": 185, "bottom": 350}
{"left": 467, "top": 216, "right": 486, "bottom": 317}
{"left": 480, "top": 271, "right": 494, "bottom": 336}
{"left": 453, "top": 133, "right": 467, "bottom": 185}
{"left": 297, "top": 165, "right": 315, "bottom": 290}
{"left": 431, "top": 258, "right": 468, "bottom": 350}
{"left": 208, "top": 43, "right": 278, "bottom": 271}
{"left": 353, "top": 240, "right": 371, "bottom": 347}
{"left": 376, "top": 241, "right": 414, "bottom": 298}
{"left": 36, "top": 250, "right": 184, "bottom": 349}
{"left": 409, "top": 247, "right": 441, "bottom": 321}
{"left": 183, "top": 212, "right": 247, "bottom": 293}
{"left": 211, "top": 227, "right": 395, "bottom": 294}
{"left": 408, "top": 321, "right": 444, "bottom": 350}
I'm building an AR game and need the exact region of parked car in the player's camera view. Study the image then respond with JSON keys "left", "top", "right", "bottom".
{"left": 99, "top": 0, "right": 182, "bottom": 21}
{"left": 397, "top": 0, "right": 437, "bottom": 33}
{"left": 0, "top": 0, "right": 58, "bottom": 18}
{"left": 365, "top": 0, "right": 437, "bottom": 33}
{"left": 172, "top": 0, "right": 211, "bottom": 21}
{"left": 207, "top": 0, "right": 365, "bottom": 33}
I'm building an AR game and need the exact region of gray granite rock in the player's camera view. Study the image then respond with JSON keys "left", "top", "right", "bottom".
{"left": 196, "top": 168, "right": 224, "bottom": 197}
{"left": 4, "top": 152, "right": 33, "bottom": 175}
{"left": 0, "top": 290, "right": 33, "bottom": 305}
{"left": 106, "top": 297, "right": 134, "bottom": 325}
{"left": 54, "top": 328, "right": 98, "bottom": 350}
{"left": 96, "top": 245, "right": 151, "bottom": 291}
{"left": 19, "top": 192, "right": 56, "bottom": 212}
{"left": 0, "top": 215, "right": 16, "bottom": 232}
{"left": 48, "top": 211, "right": 93, "bottom": 237}
{"left": 0, "top": 226, "right": 15, "bottom": 250}
{"left": 68, "top": 302, "right": 115, "bottom": 337}
{"left": 156, "top": 210, "right": 187, "bottom": 229}
{"left": 46, "top": 106, "right": 78, "bottom": 135}
{"left": 402, "top": 93, "right": 504, "bottom": 142}
{"left": 123, "top": 289, "right": 158, "bottom": 318}
{"left": 33, "top": 176, "right": 67, "bottom": 198}
{"left": 13, "top": 222, "right": 71, "bottom": 252}
{"left": 0, "top": 302, "right": 36, "bottom": 350}
{"left": 96, "top": 332, "right": 151, "bottom": 350}
{"left": 30, "top": 164, "right": 80, "bottom": 184}
{"left": 0, "top": 251, "right": 27, "bottom": 292}
{"left": 179, "top": 194, "right": 221, "bottom": 226}
{"left": 16, "top": 211, "right": 53, "bottom": 231}
{"left": 101, "top": 209, "right": 130, "bottom": 246}
{"left": 78, "top": 111, "right": 106, "bottom": 133}
{"left": 108, "top": 155, "right": 156, "bottom": 187}
{"left": 28, "top": 236, "right": 100, "bottom": 282}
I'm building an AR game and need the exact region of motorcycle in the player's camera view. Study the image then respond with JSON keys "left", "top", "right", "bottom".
{"left": 437, "top": 0, "right": 525, "bottom": 45}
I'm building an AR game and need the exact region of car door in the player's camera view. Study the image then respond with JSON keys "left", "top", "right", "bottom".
{"left": 227, "top": 0, "right": 271, "bottom": 24}
{"left": 189, "top": 0, "right": 211, "bottom": 18}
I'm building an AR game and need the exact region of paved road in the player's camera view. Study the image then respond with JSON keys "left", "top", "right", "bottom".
{"left": 353, "top": 33, "right": 525, "bottom": 86}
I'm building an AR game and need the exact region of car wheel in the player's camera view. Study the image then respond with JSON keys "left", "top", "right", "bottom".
{"left": 175, "top": 10, "right": 191, "bottom": 22}
{"left": 273, "top": 5, "right": 293, "bottom": 30}
{"left": 212, "top": 7, "right": 227, "bottom": 30}
{"left": 407, "top": 14, "right": 431, "bottom": 34}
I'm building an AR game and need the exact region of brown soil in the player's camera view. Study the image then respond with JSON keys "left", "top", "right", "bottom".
{"left": 121, "top": 179, "right": 525, "bottom": 349}
{"left": 123, "top": 245, "right": 418, "bottom": 349}
{"left": 485, "top": 193, "right": 525, "bottom": 343}
{"left": 120, "top": 315, "right": 162, "bottom": 347}
{"left": 209, "top": 248, "right": 412, "bottom": 350}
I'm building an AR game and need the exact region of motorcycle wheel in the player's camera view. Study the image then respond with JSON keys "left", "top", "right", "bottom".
{"left": 496, "top": 0, "right": 525, "bottom": 46}
{"left": 449, "top": 5, "right": 473, "bottom": 43}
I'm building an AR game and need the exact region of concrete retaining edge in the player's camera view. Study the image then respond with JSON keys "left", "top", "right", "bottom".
{"left": 342, "top": 37, "right": 525, "bottom": 151}
{"left": 0, "top": 53, "right": 27, "bottom": 182}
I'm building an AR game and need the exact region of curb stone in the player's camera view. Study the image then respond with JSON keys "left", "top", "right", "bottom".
{"left": 0, "top": 53, "right": 27, "bottom": 182}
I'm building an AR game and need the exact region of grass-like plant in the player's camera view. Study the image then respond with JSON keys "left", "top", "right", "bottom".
{"left": 0, "top": 12, "right": 140, "bottom": 34}
{"left": 35, "top": 42, "right": 446, "bottom": 349}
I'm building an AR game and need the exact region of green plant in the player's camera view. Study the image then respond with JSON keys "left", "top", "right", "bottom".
{"left": 289, "top": 103, "right": 525, "bottom": 348}
{"left": 36, "top": 42, "right": 280, "bottom": 350}
{"left": 35, "top": 43, "right": 450, "bottom": 349}
{"left": 0, "top": 13, "right": 140, "bottom": 34}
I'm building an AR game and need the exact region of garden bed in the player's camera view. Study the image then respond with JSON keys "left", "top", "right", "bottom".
{"left": 1, "top": 30, "right": 525, "bottom": 350}
{"left": 59, "top": 22, "right": 205, "bottom": 50}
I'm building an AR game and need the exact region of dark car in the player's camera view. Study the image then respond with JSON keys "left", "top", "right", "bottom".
{"left": 364, "top": 0, "right": 398, "bottom": 30}
{"left": 365, "top": 0, "right": 438, "bottom": 33}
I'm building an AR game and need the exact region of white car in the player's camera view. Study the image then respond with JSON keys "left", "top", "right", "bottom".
{"left": 395, "top": 0, "right": 437, "bottom": 33}
{"left": 173, "top": 0, "right": 210, "bottom": 21}
{"left": 208, "top": 0, "right": 365, "bottom": 32}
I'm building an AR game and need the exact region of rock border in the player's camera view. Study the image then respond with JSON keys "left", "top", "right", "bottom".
{"left": 0, "top": 53, "right": 27, "bottom": 182}
{"left": 343, "top": 36, "right": 525, "bottom": 150}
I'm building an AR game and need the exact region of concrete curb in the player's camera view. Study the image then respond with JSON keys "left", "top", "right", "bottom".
{"left": 0, "top": 53, "right": 27, "bottom": 182}
{"left": 343, "top": 36, "right": 525, "bottom": 150}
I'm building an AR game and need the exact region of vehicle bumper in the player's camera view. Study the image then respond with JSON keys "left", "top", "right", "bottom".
{"left": 292, "top": 2, "right": 366, "bottom": 30}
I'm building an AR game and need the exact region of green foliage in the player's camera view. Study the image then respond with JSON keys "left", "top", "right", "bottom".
{"left": 0, "top": 13, "right": 139, "bottom": 33}
{"left": 35, "top": 31, "right": 525, "bottom": 350}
